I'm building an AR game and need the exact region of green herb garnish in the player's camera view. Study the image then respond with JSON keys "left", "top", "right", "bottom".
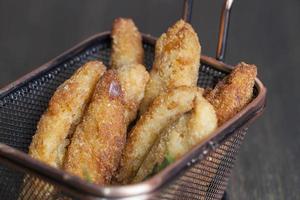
{"left": 82, "top": 167, "right": 92, "bottom": 183}
{"left": 144, "top": 154, "right": 175, "bottom": 180}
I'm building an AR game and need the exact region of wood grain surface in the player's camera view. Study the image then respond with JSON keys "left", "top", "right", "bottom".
{"left": 0, "top": 0, "right": 299, "bottom": 199}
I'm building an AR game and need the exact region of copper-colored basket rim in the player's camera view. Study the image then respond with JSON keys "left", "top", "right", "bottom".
{"left": 0, "top": 32, "right": 267, "bottom": 198}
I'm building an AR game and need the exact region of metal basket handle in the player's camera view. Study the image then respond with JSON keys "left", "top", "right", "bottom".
{"left": 182, "top": 0, "right": 234, "bottom": 61}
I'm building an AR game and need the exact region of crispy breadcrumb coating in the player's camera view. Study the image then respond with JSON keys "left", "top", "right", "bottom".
{"left": 117, "top": 86, "right": 199, "bottom": 184}
{"left": 116, "top": 64, "right": 149, "bottom": 125}
{"left": 133, "top": 91, "right": 217, "bottom": 183}
{"left": 205, "top": 62, "right": 257, "bottom": 125}
{"left": 63, "top": 70, "right": 126, "bottom": 185}
{"left": 139, "top": 20, "right": 201, "bottom": 114}
{"left": 111, "top": 18, "right": 149, "bottom": 125}
{"left": 29, "top": 61, "right": 106, "bottom": 168}
{"left": 110, "top": 18, "right": 144, "bottom": 69}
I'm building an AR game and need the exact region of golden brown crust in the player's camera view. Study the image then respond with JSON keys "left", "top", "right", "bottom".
{"left": 132, "top": 114, "right": 190, "bottom": 183}
{"left": 110, "top": 18, "right": 144, "bottom": 69}
{"left": 63, "top": 70, "right": 126, "bottom": 185}
{"left": 139, "top": 20, "right": 201, "bottom": 114}
{"left": 116, "top": 86, "right": 199, "bottom": 184}
{"left": 205, "top": 62, "right": 257, "bottom": 125}
{"left": 133, "top": 91, "right": 217, "bottom": 183}
{"left": 111, "top": 18, "right": 149, "bottom": 125}
{"left": 116, "top": 64, "right": 149, "bottom": 125}
{"left": 29, "top": 61, "right": 106, "bottom": 168}
{"left": 168, "top": 92, "right": 217, "bottom": 158}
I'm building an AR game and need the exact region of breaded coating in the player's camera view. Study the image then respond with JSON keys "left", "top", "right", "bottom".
{"left": 29, "top": 61, "right": 106, "bottom": 168}
{"left": 110, "top": 18, "right": 144, "bottom": 69}
{"left": 132, "top": 114, "right": 190, "bottom": 183}
{"left": 168, "top": 92, "right": 217, "bottom": 157}
{"left": 116, "top": 64, "right": 149, "bottom": 125}
{"left": 117, "top": 86, "right": 199, "bottom": 184}
{"left": 133, "top": 91, "right": 217, "bottom": 183}
{"left": 139, "top": 20, "right": 201, "bottom": 114}
{"left": 63, "top": 70, "right": 126, "bottom": 185}
{"left": 205, "top": 62, "right": 257, "bottom": 125}
{"left": 111, "top": 18, "right": 149, "bottom": 125}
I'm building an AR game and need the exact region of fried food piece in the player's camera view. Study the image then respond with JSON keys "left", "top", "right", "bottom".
{"left": 110, "top": 18, "right": 144, "bottom": 69}
{"left": 139, "top": 20, "right": 201, "bottom": 114}
{"left": 116, "top": 64, "right": 149, "bottom": 125}
{"left": 133, "top": 91, "right": 217, "bottom": 183}
{"left": 205, "top": 62, "right": 257, "bottom": 125}
{"left": 29, "top": 61, "right": 106, "bottom": 168}
{"left": 110, "top": 18, "right": 149, "bottom": 125}
{"left": 167, "top": 92, "right": 217, "bottom": 157}
{"left": 63, "top": 70, "right": 126, "bottom": 185}
{"left": 132, "top": 114, "right": 190, "bottom": 183}
{"left": 117, "top": 86, "right": 199, "bottom": 184}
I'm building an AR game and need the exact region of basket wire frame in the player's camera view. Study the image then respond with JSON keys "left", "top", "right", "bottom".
{"left": 0, "top": 1, "right": 258, "bottom": 199}
{"left": 0, "top": 37, "right": 246, "bottom": 199}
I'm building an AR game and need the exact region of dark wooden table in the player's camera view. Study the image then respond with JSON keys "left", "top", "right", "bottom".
{"left": 0, "top": 0, "right": 299, "bottom": 199}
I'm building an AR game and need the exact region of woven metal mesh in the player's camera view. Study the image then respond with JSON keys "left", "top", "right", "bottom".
{"left": 0, "top": 38, "right": 244, "bottom": 200}
{"left": 18, "top": 175, "right": 73, "bottom": 200}
{"left": 154, "top": 128, "right": 246, "bottom": 200}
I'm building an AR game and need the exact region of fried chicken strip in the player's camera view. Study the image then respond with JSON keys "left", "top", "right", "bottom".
{"left": 117, "top": 86, "right": 199, "bottom": 184}
{"left": 205, "top": 62, "right": 257, "bottom": 125}
{"left": 110, "top": 18, "right": 144, "bottom": 69}
{"left": 63, "top": 70, "right": 126, "bottom": 185}
{"left": 132, "top": 114, "right": 190, "bottom": 183}
{"left": 139, "top": 20, "right": 201, "bottom": 114}
{"left": 111, "top": 18, "right": 149, "bottom": 125}
{"left": 29, "top": 61, "right": 106, "bottom": 168}
{"left": 133, "top": 63, "right": 256, "bottom": 183}
{"left": 133, "top": 91, "right": 217, "bottom": 183}
{"left": 116, "top": 64, "right": 149, "bottom": 125}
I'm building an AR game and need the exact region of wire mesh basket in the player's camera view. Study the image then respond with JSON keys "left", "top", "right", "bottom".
{"left": 0, "top": 0, "right": 266, "bottom": 199}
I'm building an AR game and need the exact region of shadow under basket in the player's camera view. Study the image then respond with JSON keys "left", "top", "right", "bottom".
{"left": 0, "top": 32, "right": 266, "bottom": 200}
